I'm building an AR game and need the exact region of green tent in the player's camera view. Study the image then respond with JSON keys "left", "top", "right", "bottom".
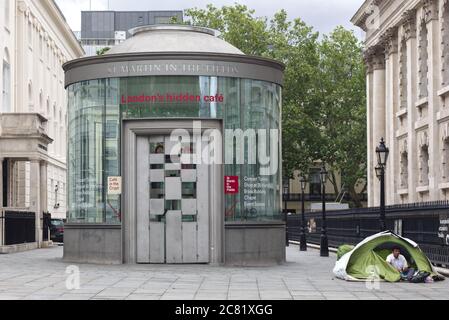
{"left": 333, "top": 231, "right": 443, "bottom": 282}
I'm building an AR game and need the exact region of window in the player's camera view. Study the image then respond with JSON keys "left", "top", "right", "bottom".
{"left": 39, "top": 91, "right": 43, "bottom": 112}
{"left": 28, "top": 82, "right": 33, "bottom": 112}
{"left": 309, "top": 168, "right": 322, "bottom": 197}
{"left": 46, "top": 98, "right": 50, "bottom": 116}
{"left": 2, "top": 49, "right": 11, "bottom": 112}
{"left": 39, "top": 35, "right": 43, "bottom": 58}
{"left": 418, "top": 19, "right": 428, "bottom": 99}
{"left": 400, "top": 151, "right": 408, "bottom": 188}
{"left": 399, "top": 39, "right": 408, "bottom": 109}
{"left": 4, "top": 0, "right": 10, "bottom": 27}
{"left": 28, "top": 20, "right": 32, "bottom": 45}
{"left": 154, "top": 16, "right": 171, "bottom": 24}
{"left": 419, "top": 144, "right": 429, "bottom": 186}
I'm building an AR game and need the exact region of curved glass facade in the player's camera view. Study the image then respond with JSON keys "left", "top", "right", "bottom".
{"left": 67, "top": 76, "right": 282, "bottom": 224}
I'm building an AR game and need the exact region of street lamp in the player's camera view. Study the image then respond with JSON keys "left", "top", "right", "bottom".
{"left": 283, "top": 177, "right": 290, "bottom": 247}
{"left": 299, "top": 175, "right": 308, "bottom": 251}
{"left": 376, "top": 138, "right": 389, "bottom": 232}
{"left": 376, "top": 138, "right": 389, "bottom": 167}
{"left": 320, "top": 164, "right": 329, "bottom": 257}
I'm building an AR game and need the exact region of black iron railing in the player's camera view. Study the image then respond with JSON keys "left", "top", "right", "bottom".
{"left": 4, "top": 210, "right": 36, "bottom": 245}
{"left": 283, "top": 193, "right": 368, "bottom": 202}
{"left": 287, "top": 201, "right": 449, "bottom": 266}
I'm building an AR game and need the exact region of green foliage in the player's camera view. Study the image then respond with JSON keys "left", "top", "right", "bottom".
{"left": 184, "top": 5, "right": 367, "bottom": 207}
{"left": 96, "top": 47, "right": 111, "bottom": 56}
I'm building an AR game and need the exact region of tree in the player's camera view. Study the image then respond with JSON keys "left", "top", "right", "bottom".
{"left": 96, "top": 47, "right": 110, "bottom": 56}
{"left": 183, "top": 5, "right": 367, "bottom": 207}
{"left": 316, "top": 27, "right": 367, "bottom": 207}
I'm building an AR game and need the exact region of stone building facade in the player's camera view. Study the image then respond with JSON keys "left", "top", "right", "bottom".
{"left": 352, "top": 0, "right": 449, "bottom": 206}
{"left": 0, "top": 0, "right": 83, "bottom": 232}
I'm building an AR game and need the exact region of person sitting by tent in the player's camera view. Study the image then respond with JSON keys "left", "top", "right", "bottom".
{"left": 386, "top": 247, "right": 408, "bottom": 272}
{"left": 386, "top": 247, "right": 416, "bottom": 280}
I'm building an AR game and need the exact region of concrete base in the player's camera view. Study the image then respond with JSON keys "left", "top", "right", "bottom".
{"left": 0, "top": 242, "right": 38, "bottom": 254}
{"left": 63, "top": 224, "right": 122, "bottom": 265}
{"left": 224, "top": 222, "right": 286, "bottom": 266}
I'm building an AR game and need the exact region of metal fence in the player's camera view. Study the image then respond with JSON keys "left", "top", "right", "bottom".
{"left": 287, "top": 201, "right": 449, "bottom": 266}
{"left": 42, "top": 212, "right": 51, "bottom": 242}
{"left": 4, "top": 210, "right": 36, "bottom": 245}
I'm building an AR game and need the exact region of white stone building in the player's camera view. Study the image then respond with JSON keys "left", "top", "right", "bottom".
{"left": 0, "top": 0, "right": 83, "bottom": 233}
{"left": 352, "top": 0, "right": 449, "bottom": 206}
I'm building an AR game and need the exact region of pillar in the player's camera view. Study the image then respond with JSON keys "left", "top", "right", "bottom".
{"left": 384, "top": 30, "right": 399, "bottom": 205}
{"left": 404, "top": 12, "right": 418, "bottom": 203}
{"left": 365, "top": 60, "right": 374, "bottom": 208}
{"left": 40, "top": 161, "right": 48, "bottom": 241}
{"left": 0, "top": 158, "right": 3, "bottom": 210}
{"left": 0, "top": 158, "right": 3, "bottom": 247}
{"left": 424, "top": 0, "right": 441, "bottom": 201}
{"left": 16, "top": 2, "right": 28, "bottom": 113}
{"left": 372, "top": 49, "right": 386, "bottom": 206}
{"left": 30, "top": 159, "right": 41, "bottom": 247}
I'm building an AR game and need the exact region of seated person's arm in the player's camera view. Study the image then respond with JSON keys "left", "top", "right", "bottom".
{"left": 402, "top": 256, "right": 409, "bottom": 272}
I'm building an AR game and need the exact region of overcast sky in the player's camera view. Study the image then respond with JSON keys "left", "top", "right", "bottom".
{"left": 56, "top": 0, "right": 365, "bottom": 38}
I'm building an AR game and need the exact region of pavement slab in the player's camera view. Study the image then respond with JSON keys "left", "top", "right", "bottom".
{"left": 0, "top": 244, "right": 447, "bottom": 300}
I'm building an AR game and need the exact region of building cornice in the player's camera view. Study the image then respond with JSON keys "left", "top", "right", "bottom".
{"left": 353, "top": 0, "right": 423, "bottom": 53}
{"left": 39, "top": 0, "right": 84, "bottom": 58}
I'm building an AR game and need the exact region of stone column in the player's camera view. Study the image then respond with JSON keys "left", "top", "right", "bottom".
{"left": 29, "top": 159, "right": 41, "bottom": 247}
{"left": 383, "top": 30, "right": 399, "bottom": 205}
{"left": 365, "top": 54, "right": 375, "bottom": 207}
{"left": 0, "top": 158, "right": 3, "bottom": 247}
{"left": 40, "top": 161, "right": 48, "bottom": 242}
{"left": 423, "top": 0, "right": 440, "bottom": 201}
{"left": 403, "top": 10, "right": 418, "bottom": 203}
{"left": 372, "top": 48, "right": 386, "bottom": 207}
{"left": 16, "top": 2, "right": 28, "bottom": 113}
{"left": 0, "top": 158, "right": 3, "bottom": 210}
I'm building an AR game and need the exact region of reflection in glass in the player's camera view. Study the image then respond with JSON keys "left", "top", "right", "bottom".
{"left": 150, "top": 182, "right": 165, "bottom": 199}
{"left": 182, "top": 182, "right": 197, "bottom": 199}
{"left": 166, "top": 200, "right": 181, "bottom": 210}
{"left": 67, "top": 75, "right": 282, "bottom": 224}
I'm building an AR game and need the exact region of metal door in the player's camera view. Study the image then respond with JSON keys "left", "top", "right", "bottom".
{"left": 136, "top": 133, "right": 210, "bottom": 263}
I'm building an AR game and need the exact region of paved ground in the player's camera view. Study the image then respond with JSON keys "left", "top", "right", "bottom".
{"left": 0, "top": 244, "right": 447, "bottom": 300}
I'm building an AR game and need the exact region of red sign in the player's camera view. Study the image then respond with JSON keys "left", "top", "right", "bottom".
{"left": 225, "top": 176, "right": 239, "bottom": 194}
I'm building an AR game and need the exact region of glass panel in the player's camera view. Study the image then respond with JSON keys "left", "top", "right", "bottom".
{"left": 150, "top": 142, "right": 164, "bottom": 154}
{"left": 182, "top": 182, "right": 197, "bottom": 199}
{"left": 67, "top": 78, "right": 121, "bottom": 224}
{"left": 223, "top": 78, "right": 282, "bottom": 222}
{"left": 120, "top": 76, "right": 221, "bottom": 119}
{"left": 165, "top": 170, "right": 180, "bottom": 178}
{"left": 165, "top": 155, "right": 180, "bottom": 163}
{"left": 150, "top": 182, "right": 165, "bottom": 199}
{"left": 165, "top": 200, "right": 181, "bottom": 210}
{"left": 182, "top": 215, "right": 197, "bottom": 222}
{"left": 67, "top": 75, "right": 281, "bottom": 224}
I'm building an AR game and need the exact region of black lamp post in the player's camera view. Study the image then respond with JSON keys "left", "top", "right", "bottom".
{"left": 283, "top": 177, "right": 289, "bottom": 247}
{"left": 375, "top": 138, "right": 389, "bottom": 232}
{"left": 299, "top": 175, "right": 308, "bottom": 251}
{"left": 320, "top": 164, "right": 329, "bottom": 257}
